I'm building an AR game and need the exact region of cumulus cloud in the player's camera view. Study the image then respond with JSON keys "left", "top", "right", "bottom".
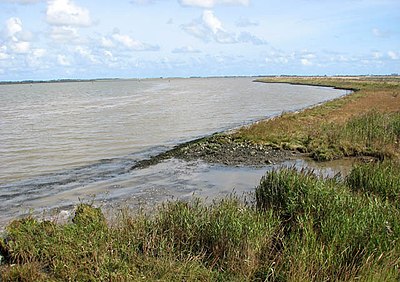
{"left": 100, "top": 31, "right": 159, "bottom": 52}
{"left": 46, "top": 0, "right": 91, "bottom": 27}
{"left": 49, "top": 26, "right": 80, "bottom": 43}
{"left": 75, "top": 46, "right": 98, "bottom": 63}
{"left": 5, "top": 17, "right": 23, "bottom": 37}
{"left": 202, "top": 10, "right": 223, "bottom": 34}
{"left": 2, "top": 17, "right": 32, "bottom": 54}
{"left": 179, "top": 0, "right": 249, "bottom": 8}
{"left": 182, "top": 10, "right": 265, "bottom": 45}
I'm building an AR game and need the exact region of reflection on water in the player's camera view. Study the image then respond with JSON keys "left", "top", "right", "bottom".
{"left": 0, "top": 77, "right": 349, "bottom": 225}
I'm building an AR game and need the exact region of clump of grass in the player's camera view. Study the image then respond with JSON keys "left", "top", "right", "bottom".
{"left": 256, "top": 167, "right": 400, "bottom": 280}
{"left": 347, "top": 160, "right": 400, "bottom": 206}
{"left": 310, "top": 111, "right": 400, "bottom": 161}
{"left": 0, "top": 198, "right": 279, "bottom": 281}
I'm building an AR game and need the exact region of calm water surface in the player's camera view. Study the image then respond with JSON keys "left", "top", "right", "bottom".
{"left": 0, "top": 77, "right": 349, "bottom": 225}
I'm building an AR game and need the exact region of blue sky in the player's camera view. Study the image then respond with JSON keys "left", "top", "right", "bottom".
{"left": 0, "top": 0, "right": 399, "bottom": 81}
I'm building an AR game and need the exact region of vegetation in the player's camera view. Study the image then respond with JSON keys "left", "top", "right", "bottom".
{"left": 1, "top": 161, "right": 400, "bottom": 281}
{"left": 235, "top": 76, "right": 400, "bottom": 161}
{"left": 1, "top": 76, "right": 400, "bottom": 281}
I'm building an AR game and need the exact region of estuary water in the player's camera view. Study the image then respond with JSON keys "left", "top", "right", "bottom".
{"left": 0, "top": 77, "right": 349, "bottom": 225}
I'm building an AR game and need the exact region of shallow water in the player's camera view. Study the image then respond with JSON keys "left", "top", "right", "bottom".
{"left": 0, "top": 77, "right": 349, "bottom": 225}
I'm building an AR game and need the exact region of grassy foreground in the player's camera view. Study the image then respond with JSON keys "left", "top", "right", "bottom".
{"left": 1, "top": 161, "right": 400, "bottom": 281}
{"left": 1, "top": 76, "right": 400, "bottom": 281}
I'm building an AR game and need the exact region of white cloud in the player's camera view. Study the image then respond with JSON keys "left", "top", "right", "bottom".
{"left": 31, "top": 48, "right": 46, "bottom": 58}
{"left": 3, "top": 17, "right": 32, "bottom": 54}
{"left": 101, "top": 37, "right": 114, "bottom": 48}
{"left": 182, "top": 11, "right": 265, "bottom": 45}
{"left": 49, "top": 26, "right": 79, "bottom": 43}
{"left": 301, "top": 58, "right": 313, "bottom": 66}
{"left": 10, "top": 41, "right": 30, "bottom": 53}
{"left": 111, "top": 32, "right": 159, "bottom": 51}
{"left": 46, "top": 0, "right": 91, "bottom": 27}
{"left": 5, "top": 17, "right": 23, "bottom": 37}
{"left": 26, "top": 48, "right": 46, "bottom": 67}
{"left": 0, "top": 45, "right": 9, "bottom": 60}
{"left": 179, "top": 0, "right": 249, "bottom": 8}
{"left": 265, "top": 50, "right": 294, "bottom": 65}
{"left": 75, "top": 46, "right": 97, "bottom": 63}
{"left": 388, "top": 51, "right": 399, "bottom": 60}
{"left": 57, "top": 54, "right": 70, "bottom": 66}
{"left": 172, "top": 46, "right": 201, "bottom": 53}
{"left": 202, "top": 10, "right": 223, "bottom": 34}
{"left": 103, "top": 50, "right": 114, "bottom": 60}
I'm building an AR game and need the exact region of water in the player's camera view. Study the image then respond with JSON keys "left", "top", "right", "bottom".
{"left": 0, "top": 77, "right": 349, "bottom": 225}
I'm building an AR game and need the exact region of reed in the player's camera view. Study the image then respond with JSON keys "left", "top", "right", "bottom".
{"left": 2, "top": 164, "right": 400, "bottom": 281}
{"left": 347, "top": 160, "right": 400, "bottom": 207}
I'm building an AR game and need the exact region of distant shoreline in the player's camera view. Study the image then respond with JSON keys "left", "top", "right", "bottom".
{"left": 1, "top": 74, "right": 399, "bottom": 85}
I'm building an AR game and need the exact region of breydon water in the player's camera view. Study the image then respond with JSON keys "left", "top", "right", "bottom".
{"left": 0, "top": 77, "right": 349, "bottom": 225}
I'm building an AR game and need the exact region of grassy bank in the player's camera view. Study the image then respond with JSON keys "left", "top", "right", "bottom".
{"left": 1, "top": 161, "right": 400, "bottom": 281}
{"left": 1, "top": 76, "right": 400, "bottom": 281}
{"left": 235, "top": 76, "right": 400, "bottom": 161}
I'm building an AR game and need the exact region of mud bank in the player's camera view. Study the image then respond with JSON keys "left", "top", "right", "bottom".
{"left": 131, "top": 134, "right": 303, "bottom": 170}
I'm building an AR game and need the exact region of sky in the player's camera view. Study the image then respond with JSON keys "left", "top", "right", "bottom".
{"left": 0, "top": 0, "right": 399, "bottom": 81}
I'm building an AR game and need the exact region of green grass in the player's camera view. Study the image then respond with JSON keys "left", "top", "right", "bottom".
{"left": 235, "top": 77, "right": 400, "bottom": 161}
{"left": 347, "top": 160, "right": 400, "bottom": 207}
{"left": 309, "top": 111, "right": 400, "bottom": 160}
{"left": 2, "top": 161, "right": 400, "bottom": 281}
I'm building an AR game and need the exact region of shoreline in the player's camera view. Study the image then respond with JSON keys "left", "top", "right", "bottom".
{"left": 130, "top": 80, "right": 355, "bottom": 169}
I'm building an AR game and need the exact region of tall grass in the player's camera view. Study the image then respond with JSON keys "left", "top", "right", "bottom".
{"left": 311, "top": 111, "right": 400, "bottom": 160}
{"left": 347, "top": 160, "right": 400, "bottom": 207}
{"left": 0, "top": 198, "right": 279, "bottom": 281}
{"left": 2, "top": 162, "right": 400, "bottom": 281}
{"left": 255, "top": 166, "right": 400, "bottom": 281}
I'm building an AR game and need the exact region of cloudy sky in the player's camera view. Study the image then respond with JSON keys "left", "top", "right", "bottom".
{"left": 0, "top": 0, "right": 399, "bottom": 81}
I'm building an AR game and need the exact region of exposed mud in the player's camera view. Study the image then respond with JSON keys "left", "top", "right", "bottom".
{"left": 131, "top": 134, "right": 303, "bottom": 170}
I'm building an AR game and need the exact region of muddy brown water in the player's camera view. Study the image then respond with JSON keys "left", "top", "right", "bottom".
{"left": 0, "top": 77, "right": 350, "bottom": 226}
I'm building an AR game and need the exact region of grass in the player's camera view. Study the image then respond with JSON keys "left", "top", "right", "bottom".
{"left": 235, "top": 76, "right": 400, "bottom": 161}
{"left": 2, "top": 161, "right": 400, "bottom": 281}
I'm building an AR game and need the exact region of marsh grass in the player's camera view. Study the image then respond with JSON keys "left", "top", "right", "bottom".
{"left": 2, "top": 162, "right": 400, "bottom": 281}
{"left": 347, "top": 160, "right": 400, "bottom": 207}
{"left": 236, "top": 77, "right": 400, "bottom": 161}
{"left": 255, "top": 166, "right": 400, "bottom": 281}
